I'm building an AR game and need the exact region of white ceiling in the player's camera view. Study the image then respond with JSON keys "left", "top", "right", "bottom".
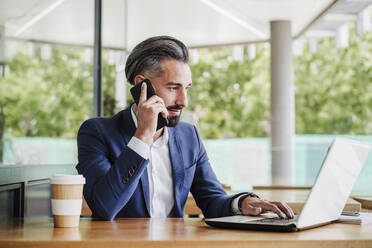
{"left": 0, "top": 0, "right": 337, "bottom": 50}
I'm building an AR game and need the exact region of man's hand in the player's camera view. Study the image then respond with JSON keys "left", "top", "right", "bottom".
{"left": 241, "top": 197, "right": 294, "bottom": 218}
{"left": 134, "top": 83, "right": 168, "bottom": 144}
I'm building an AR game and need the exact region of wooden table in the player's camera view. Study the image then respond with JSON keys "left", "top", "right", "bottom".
{"left": 352, "top": 196, "right": 372, "bottom": 210}
{"left": 1, "top": 217, "right": 372, "bottom": 248}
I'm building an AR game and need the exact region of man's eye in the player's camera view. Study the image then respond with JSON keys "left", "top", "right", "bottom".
{"left": 169, "top": 87, "right": 177, "bottom": 91}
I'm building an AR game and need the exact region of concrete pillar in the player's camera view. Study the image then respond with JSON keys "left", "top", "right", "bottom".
{"left": 335, "top": 23, "right": 349, "bottom": 49}
{"left": 0, "top": 25, "right": 4, "bottom": 163}
{"left": 115, "top": 51, "right": 127, "bottom": 109}
{"left": 356, "top": 6, "right": 371, "bottom": 35}
{"left": 0, "top": 25, "right": 5, "bottom": 79}
{"left": 270, "top": 20, "right": 295, "bottom": 185}
{"left": 247, "top": 44, "right": 256, "bottom": 61}
{"left": 232, "top": 45, "right": 244, "bottom": 62}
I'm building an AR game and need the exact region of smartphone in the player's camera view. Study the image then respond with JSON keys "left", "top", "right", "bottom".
{"left": 130, "top": 79, "right": 168, "bottom": 130}
{"left": 341, "top": 211, "right": 360, "bottom": 217}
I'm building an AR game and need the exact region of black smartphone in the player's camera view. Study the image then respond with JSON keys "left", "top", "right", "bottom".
{"left": 341, "top": 211, "right": 360, "bottom": 217}
{"left": 130, "top": 79, "right": 168, "bottom": 130}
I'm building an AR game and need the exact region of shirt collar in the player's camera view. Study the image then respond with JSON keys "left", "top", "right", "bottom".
{"left": 130, "top": 105, "right": 138, "bottom": 128}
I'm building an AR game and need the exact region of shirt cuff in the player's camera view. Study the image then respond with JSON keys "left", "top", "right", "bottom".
{"left": 127, "top": 136, "right": 150, "bottom": 159}
{"left": 231, "top": 192, "right": 260, "bottom": 215}
{"left": 231, "top": 195, "right": 245, "bottom": 215}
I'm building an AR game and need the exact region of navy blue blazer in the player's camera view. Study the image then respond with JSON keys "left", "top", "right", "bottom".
{"left": 76, "top": 106, "right": 244, "bottom": 220}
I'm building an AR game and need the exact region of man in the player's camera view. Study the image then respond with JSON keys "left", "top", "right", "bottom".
{"left": 76, "top": 36, "right": 294, "bottom": 220}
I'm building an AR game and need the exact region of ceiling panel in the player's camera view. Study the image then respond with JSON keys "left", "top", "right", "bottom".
{"left": 0, "top": 0, "right": 347, "bottom": 50}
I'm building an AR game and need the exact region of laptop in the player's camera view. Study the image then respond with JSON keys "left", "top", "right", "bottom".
{"left": 205, "top": 138, "right": 371, "bottom": 232}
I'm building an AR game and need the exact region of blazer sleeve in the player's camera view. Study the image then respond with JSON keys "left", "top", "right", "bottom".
{"left": 190, "top": 126, "right": 248, "bottom": 218}
{"left": 76, "top": 119, "right": 149, "bottom": 220}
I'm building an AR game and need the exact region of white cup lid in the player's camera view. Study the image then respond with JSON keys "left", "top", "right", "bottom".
{"left": 50, "top": 174, "right": 86, "bottom": 185}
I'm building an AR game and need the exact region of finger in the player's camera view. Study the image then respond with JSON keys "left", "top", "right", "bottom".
{"left": 242, "top": 204, "right": 262, "bottom": 216}
{"left": 270, "top": 201, "right": 294, "bottom": 218}
{"left": 282, "top": 202, "right": 295, "bottom": 218}
{"left": 138, "top": 82, "right": 147, "bottom": 104}
{"left": 153, "top": 95, "right": 166, "bottom": 106}
{"left": 161, "top": 106, "right": 169, "bottom": 119}
{"left": 261, "top": 202, "right": 286, "bottom": 218}
{"left": 143, "top": 102, "right": 163, "bottom": 112}
{"left": 146, "top": 95, "right": 166, "bottom": 106}
{"left": 148, "top": 103, "right": 169, "bottom": 116}
{"left": 144, "top": 96, "right": 168, "bottom": 118}
{"left": 154, "top": 104, "right": 169, "bottom": 119}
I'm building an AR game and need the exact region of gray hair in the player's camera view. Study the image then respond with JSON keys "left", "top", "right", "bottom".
{"left": 125, "top": 36, "right": 189, "bottom": 85}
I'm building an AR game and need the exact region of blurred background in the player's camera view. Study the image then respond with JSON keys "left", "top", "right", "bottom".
{"left": 0, "top": 0, "right": 371, "bottom": 198}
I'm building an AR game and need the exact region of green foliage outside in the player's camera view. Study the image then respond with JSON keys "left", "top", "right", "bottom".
{"left": 295, "top": 28, "right": 372, "bottom": 135}
{"left": 189, "top": 45, "right": 270, "bottom": 138}
{"left": 189, "top": 28, "right": 372, "bottom": 138}
{"left": 1, "top": 25, "right": 372, "bottom": 142}
{"left": 0, "top": 45, "right": 117, "bottom": 139}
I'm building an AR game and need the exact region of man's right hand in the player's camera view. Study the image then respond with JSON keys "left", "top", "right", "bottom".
{"left": 134, "top": 83, "right": 168, "bottom": 144}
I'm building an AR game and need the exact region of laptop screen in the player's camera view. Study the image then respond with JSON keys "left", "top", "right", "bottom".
{"left": 296, "top": 138, "right": 371, "bottom": 229}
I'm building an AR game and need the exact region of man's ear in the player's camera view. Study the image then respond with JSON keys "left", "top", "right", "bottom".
{"left": 133, "top": 75, "right": 145, "bottom": 86}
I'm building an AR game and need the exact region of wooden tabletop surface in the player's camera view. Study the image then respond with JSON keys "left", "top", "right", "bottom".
{"left": 1, "top": 217, "right": 372, "bottom": 248}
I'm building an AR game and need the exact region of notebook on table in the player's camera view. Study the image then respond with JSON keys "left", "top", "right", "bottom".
{"left": 205, "top": 138, "right": 371, "bottom": 232}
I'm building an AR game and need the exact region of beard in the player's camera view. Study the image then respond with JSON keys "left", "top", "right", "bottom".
{"left": 166, "top": 105, "right": 183, "bottom": 127}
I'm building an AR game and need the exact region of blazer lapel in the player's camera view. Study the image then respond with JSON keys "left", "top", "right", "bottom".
{"left": 168, "top": 127, "right": 185, "bottom": 216}
{"left": 120, "top": 106, "right": 151, "bottom": 217}
{"left": 119, "top": 105, "right": 136, "bottom": 144}
{"left": 140, "top": 168, "right": 151, "bottom": 216}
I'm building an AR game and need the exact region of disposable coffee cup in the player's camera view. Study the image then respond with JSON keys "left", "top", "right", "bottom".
{"left": 51, "top": 174, "right": 85, "bottom": 228}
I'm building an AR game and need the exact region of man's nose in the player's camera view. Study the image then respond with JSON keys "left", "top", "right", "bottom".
{"left": 175, "top": 88, "right": 187, "bottom": 108}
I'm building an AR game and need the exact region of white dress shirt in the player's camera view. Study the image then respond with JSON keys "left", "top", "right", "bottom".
{"left": 127, "top": 106, "right": 242, "bottom": 217}
{"left": 128, "top": 106, "right": 174, "bottom": 218}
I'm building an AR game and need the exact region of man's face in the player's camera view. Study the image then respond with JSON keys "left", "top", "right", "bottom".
{"left": 149, "top": 59, "right": 192, "bottom": 126}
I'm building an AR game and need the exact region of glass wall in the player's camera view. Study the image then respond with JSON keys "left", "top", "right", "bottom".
{"left": 1, "top": 2, "right": 371, "bottom": 196}
{"left": 0, "top": 0, "right": 128, "bottom": 166}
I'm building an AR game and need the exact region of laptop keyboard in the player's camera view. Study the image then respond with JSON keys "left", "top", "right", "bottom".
{"left": 252, "top": 215, "right": 299, "bottom": 225}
